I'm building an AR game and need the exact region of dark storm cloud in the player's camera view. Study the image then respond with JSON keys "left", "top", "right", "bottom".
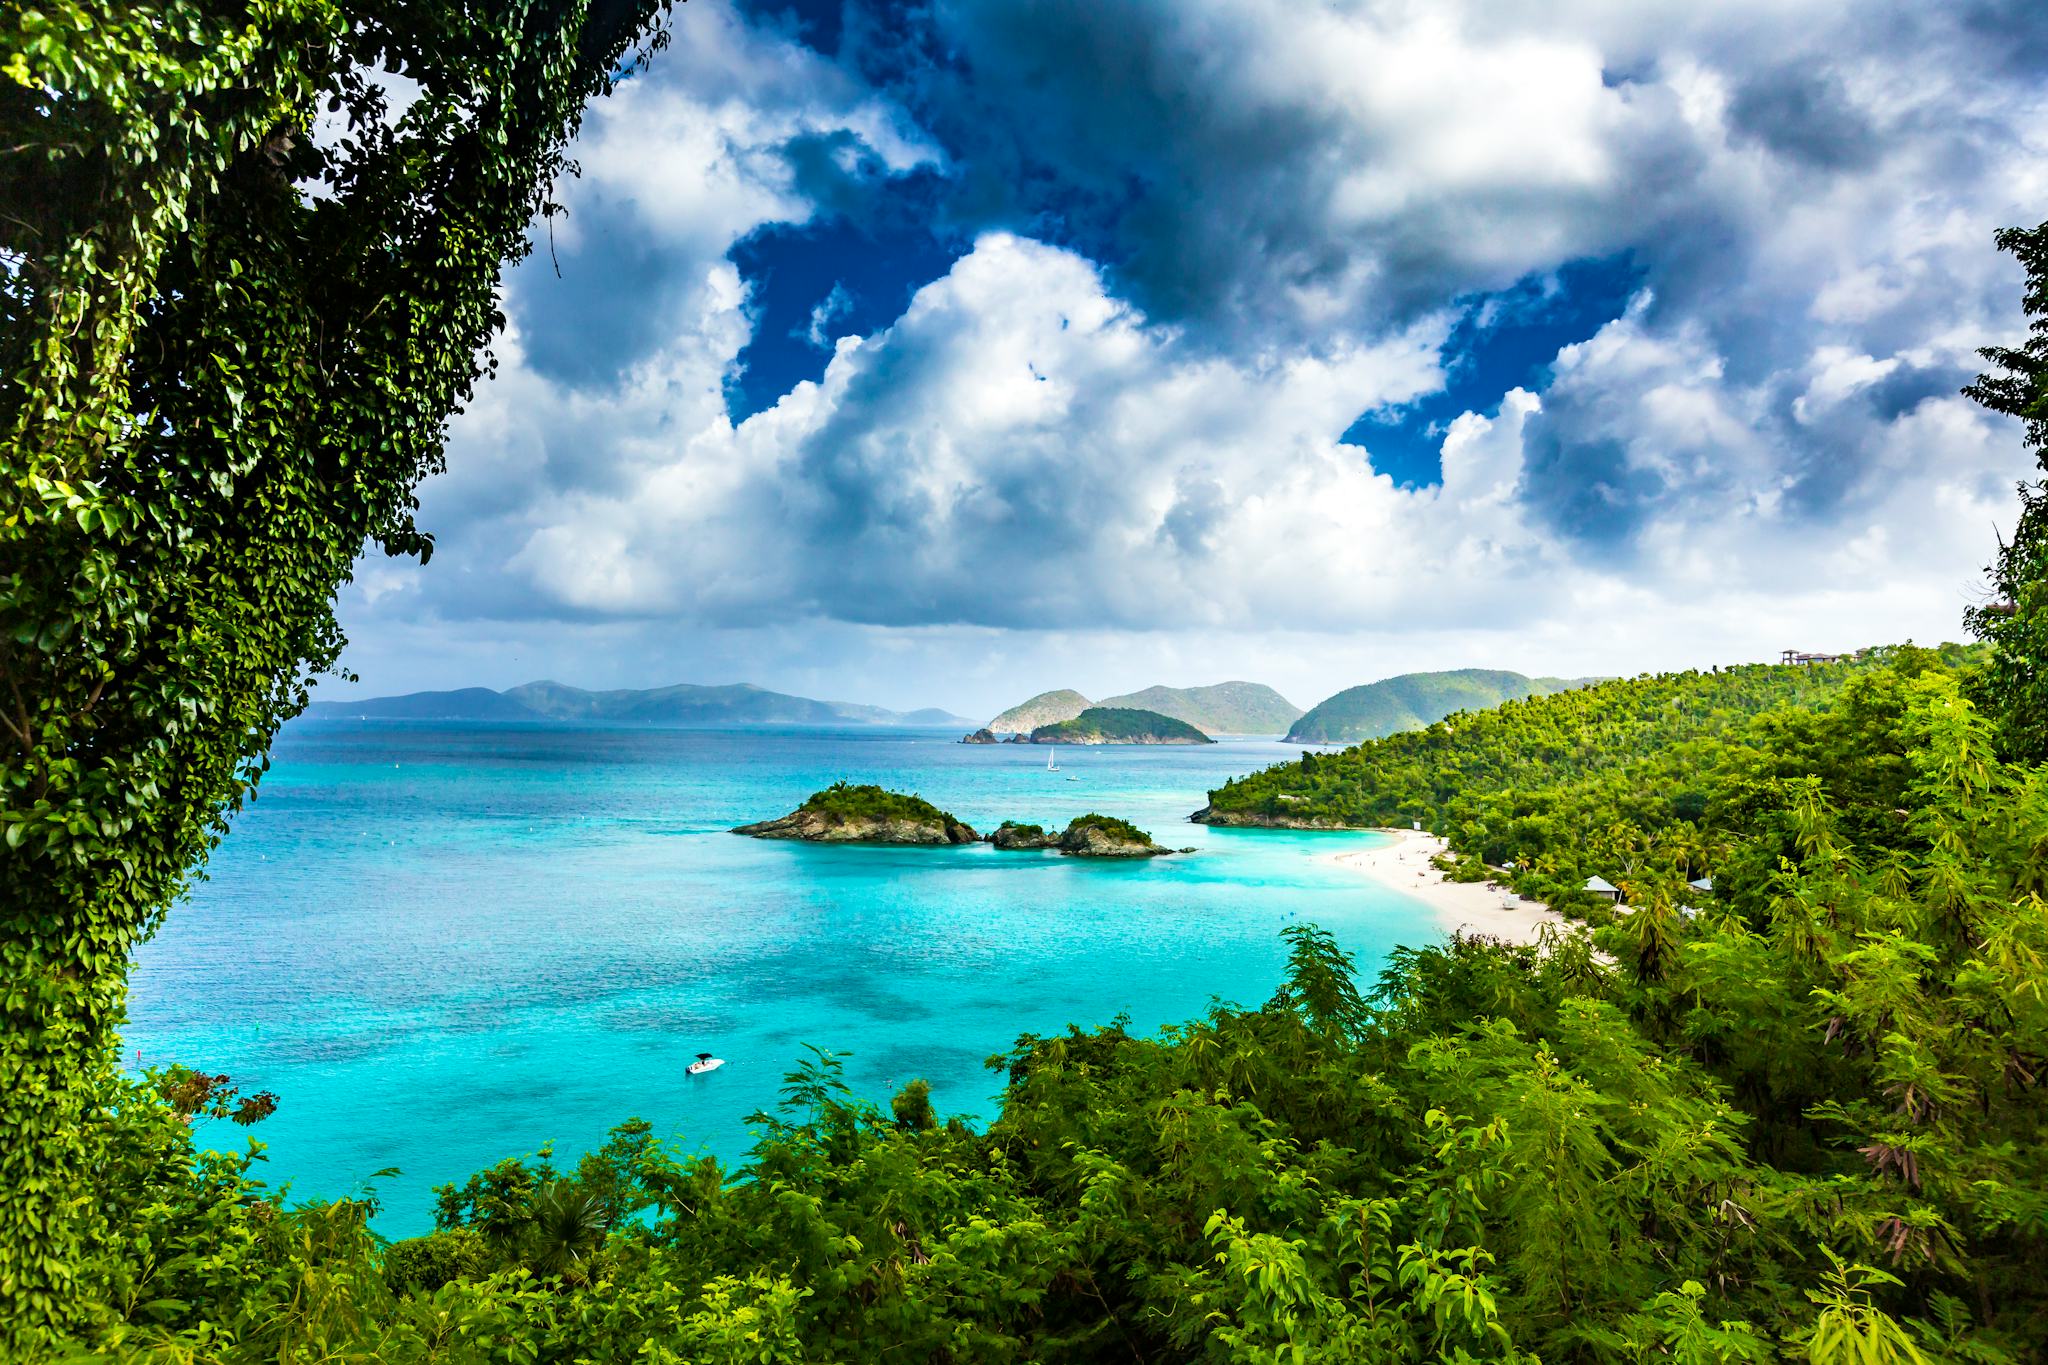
{"left": 511, "top": 191, "right": 690, "bottom": 389}
{"left": 842, "top": 0, "right": 1659, "bottom": 340}
{"left": 1726, "top": 66, "right": 1880, "bottom": 171}
{"left": 1517, "top": 428, "right": 1666, "bottom": 551}
{"left": 350, "top": 0, "right": 2044, "bottom": 671}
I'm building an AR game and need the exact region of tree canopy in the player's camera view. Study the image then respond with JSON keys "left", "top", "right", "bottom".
{"left": 1965, "top": 221, "right": 2048, "bottom": 756}
{"left": 0, "top": 0, "right": 673, "bottom": 1346}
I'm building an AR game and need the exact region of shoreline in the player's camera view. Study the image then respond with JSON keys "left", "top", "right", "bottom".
{"left": 1329, "top": 828, "right": 1570, "bottom": 947}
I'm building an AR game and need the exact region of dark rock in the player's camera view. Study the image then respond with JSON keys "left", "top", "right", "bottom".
{"left": 1189, "top": 805, "right": 1364, "bottom": 830}
{"left": 1058, "top": 823, "right": 1172, "bottom": 858}
{"left": 734, "top": 808, "right": 978, "bottom": 845}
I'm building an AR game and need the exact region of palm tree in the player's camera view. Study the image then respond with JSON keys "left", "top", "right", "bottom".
{"left": 521, "top": 1181, "right": 609, "bottom": 1284}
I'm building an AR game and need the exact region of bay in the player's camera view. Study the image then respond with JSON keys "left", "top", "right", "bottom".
{"left": 124, "top": 721, "right": 1428, "bottom": 1236}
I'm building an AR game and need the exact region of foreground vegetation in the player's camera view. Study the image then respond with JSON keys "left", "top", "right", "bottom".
{"left": 0, "top": 0, "right": 677, "bottom": 1338}
{"left": 63, "top": 640, "right": 2048, "bottom": 1360}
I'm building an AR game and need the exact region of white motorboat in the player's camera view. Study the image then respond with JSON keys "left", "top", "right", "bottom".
{"left": 686, "top": 1052, "right": 725, "bottom": 1076}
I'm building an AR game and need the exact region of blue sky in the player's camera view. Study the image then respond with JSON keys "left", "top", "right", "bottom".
{"left": 329, "top": 0, "right": 2048, "bottom": 718}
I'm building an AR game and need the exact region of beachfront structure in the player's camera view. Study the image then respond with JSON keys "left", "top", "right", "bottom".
{"left": 1584, "top": 875, "right": 1621, "bottom": 904}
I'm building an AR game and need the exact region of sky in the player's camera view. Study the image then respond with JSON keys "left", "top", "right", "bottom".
{"left": 326, "top": 0, "right": 2048, "bottom": 720}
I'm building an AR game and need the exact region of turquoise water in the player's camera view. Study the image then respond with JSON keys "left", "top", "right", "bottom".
{"left": 124, "top": 722, "right": 1429, "bottom": 1236}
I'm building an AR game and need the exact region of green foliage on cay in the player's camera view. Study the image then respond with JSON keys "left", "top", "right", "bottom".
{"left": 1064, "top": 812, "right": 1154, "bottom": 844}
{"left": 798, "top": 782, "right": 960, "bottom": 827}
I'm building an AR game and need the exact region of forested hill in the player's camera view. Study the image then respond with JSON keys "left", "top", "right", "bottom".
{"left": 305, "top": 681, "right": 971, "bottom": 728}
{"left": 1286, "top": 668, "right": 1594, "bottom": 743}
{"left": 1203, "top": 650, "right": 1971, "bottom": 910}
{"left": 987, "top": 688, "right": 1093, "bottom": 733}
{"left": 1029, "top": 706, "right": 1216, "bottom": 744}
{"left": 1096, "top": 682, "right": 1303, "bottom": 734}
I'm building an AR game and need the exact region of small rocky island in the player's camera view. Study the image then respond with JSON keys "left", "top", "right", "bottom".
{"left": 737, "top": 787, "right": 1182, "bottom": 857}
{"left": 959, "top": 727, "right": 999, "bottom": 744}
{"left": 991, "top": 814, "right": 1178, "bottom": 857}
{"left": 734, "top": 783, "right": 979, "bottom": 845}
{"left": 1028, "top": 706, "right": 1215, "bottom": 745}
{"left": 989, "top": 820, "right": 1054, "bottom": 848}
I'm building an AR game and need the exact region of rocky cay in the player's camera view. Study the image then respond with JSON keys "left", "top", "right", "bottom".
{"left": 737, "top": 787, "right": 1183, "bottom": 857}
{"left": 990, "top": 815, "right": 1182, "bottom": 857}
{"left": 733, "top": 783, "right": 979, "bottom": 845}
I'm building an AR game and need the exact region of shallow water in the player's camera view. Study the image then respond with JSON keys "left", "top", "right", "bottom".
{"left": 125, "top": 722, "right": 1432, "bottom": 1235}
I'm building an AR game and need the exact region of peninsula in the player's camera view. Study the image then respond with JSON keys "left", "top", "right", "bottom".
{"left": 733, "top": 784, "right": 978, "bottom": 845}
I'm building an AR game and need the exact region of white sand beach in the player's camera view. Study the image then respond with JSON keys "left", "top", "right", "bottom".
{"left": 1331, "top": 828, "right": 1570, "bottom": 947}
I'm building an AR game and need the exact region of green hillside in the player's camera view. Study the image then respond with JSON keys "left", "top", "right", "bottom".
{"left": 1097, "top": 681, "right": 1302, "bottom": 734}
{"left": 1029, "top": 706, "right": 1215, "bottom": 744}
{"left": 303, "top": 687, "right": 547, "bottom": 721}
{"left": 987, "top": 688, "right": 1092, "bottom": 733}
{"left": 1286, "top": 668, "right": 1588, "bottom": 743}
{"left": 309, "top": 681, "right": 969, "bottom": 727}
{"left": 1204, "top": 651, "right": 1988, "bottom": 908}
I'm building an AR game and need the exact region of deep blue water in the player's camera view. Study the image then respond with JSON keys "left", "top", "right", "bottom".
{"left": 124, "top": 722, "right": 1431, "bottom": 1235}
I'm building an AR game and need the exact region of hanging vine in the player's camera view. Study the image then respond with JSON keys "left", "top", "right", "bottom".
{"left": 0, "top": 0, "right": 674, "bottom": 1346}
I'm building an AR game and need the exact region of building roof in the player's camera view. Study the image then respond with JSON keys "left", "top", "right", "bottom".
{"left": 1688, "top": 876, "right": 1714, "bottom": 891}
{"left": 1584, "top": 875, "right": 1619, "bottom": 893}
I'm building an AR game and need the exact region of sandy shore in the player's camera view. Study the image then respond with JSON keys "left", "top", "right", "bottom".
{"left": 1330, "top": 829, "right": 1570, "bottom": 947}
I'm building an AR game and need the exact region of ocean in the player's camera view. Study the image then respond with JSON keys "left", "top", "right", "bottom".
{"left": 124, "top": 721, "right": 1428, "bottom": 1236}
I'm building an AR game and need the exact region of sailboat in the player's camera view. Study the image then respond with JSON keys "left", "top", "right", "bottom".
{"left": 1046, "top": 746, "right": 1059, "bottom": 773}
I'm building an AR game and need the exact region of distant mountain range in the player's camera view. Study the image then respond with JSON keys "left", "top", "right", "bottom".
{"left": 982, "top": 672, "right": 1606, "bottom": 745}
{"left": 1285, "top": 670, "right": 1603, "bottom": 743}
{"left": 1098, "top": 683, "right": 1303, "bottom": 735}
{"left": 987, "top": 682, "right": 1302, "bottom": 736}
{"left": 304, "top": 681, "right": 973, "bottom": 729}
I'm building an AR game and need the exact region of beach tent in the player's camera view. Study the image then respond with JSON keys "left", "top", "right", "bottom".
{"left": 1583, "top": 875, "right": 1621, "bottom": 904}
